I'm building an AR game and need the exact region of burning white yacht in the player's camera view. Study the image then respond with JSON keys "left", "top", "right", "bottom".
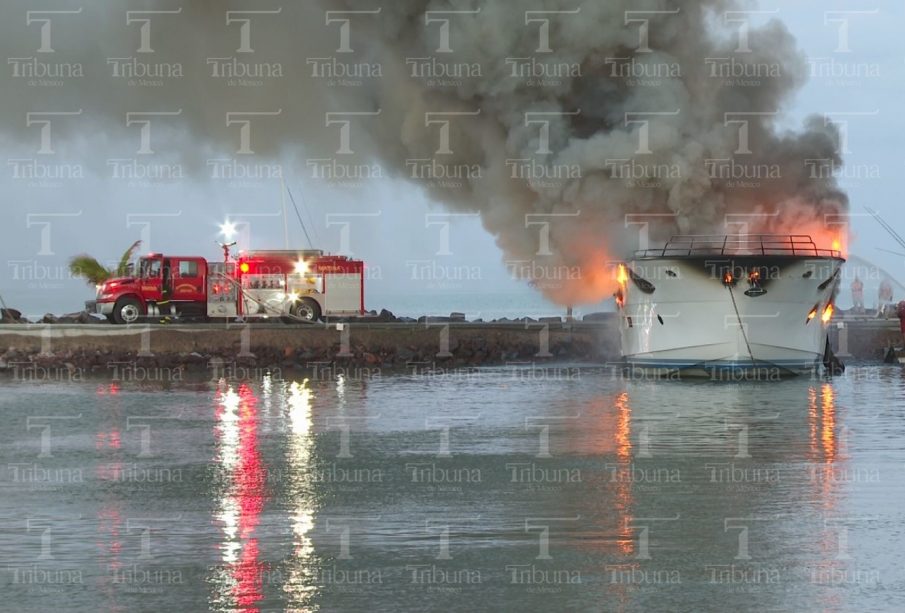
{"left": 616, "top": 235, "right": 844, "bottom": 377}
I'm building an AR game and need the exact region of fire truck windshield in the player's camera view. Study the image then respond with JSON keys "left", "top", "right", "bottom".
{"left": 140, "top": 258, "right": 162, "bottom": 278}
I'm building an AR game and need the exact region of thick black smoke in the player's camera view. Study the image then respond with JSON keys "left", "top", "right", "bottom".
{"left": 0, "top": 0, "right": 847, "bottom": 303}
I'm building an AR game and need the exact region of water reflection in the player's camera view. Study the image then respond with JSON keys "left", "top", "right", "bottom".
{"left": 601, "top": 381, "right": 852, "bottom": 610}
{"left": 94, "top": 384, "right": 125, "bottom": 613}
{"left": 284, "top": 379, "right": 318, "bottom": 609}
{"left": 192, "top": 369, "right": 876, "bottom": 611}
{"left": 210, "top": 383, "right": 267, "bottom": 611}
{"left": 609, "top": 391, "right": 635, "bottom": 613}
{"left": 806, "top": 383, "right": 848, "bottom": 612}
{"left": 819, "top": 384, "right": 840, "bottom": 462}
{"left": 808, "top": 382, "right": 843, "bottom": 512}
{"left": 207, "top": 377, "right": 321, "bottom": 611}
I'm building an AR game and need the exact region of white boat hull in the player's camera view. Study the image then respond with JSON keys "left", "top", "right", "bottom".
{"left": 619, "top": 255, "right": 844, "bottom": 378}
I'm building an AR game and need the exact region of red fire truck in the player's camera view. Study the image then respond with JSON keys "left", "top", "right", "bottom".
{"left": 87, "top": 250, "right": 365, "bottom": 324}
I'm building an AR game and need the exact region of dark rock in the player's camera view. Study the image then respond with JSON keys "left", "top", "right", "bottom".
{"left": 397, "top": 317, "right": 416, "bottom": 323}
{"left": 41, "top": 313, "right": 59, "bottom": 324}
{"left": 378, "top": 308, "right": 396, "bottom": 322}
{"left": 540, "top": 316, "right": 562, "bottom": 323}
{"left": 449, "top": 312, "right": 466, "bottom": 322}
{"left": 58, "top": 311, "right": 98, "bottom": 324}
{"left": 1, "top": 308, "right": 24, "bottom": 323}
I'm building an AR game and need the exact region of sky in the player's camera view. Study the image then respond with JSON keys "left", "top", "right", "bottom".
{"left": 0, "top": 0, "right": 903, "bottom": 318}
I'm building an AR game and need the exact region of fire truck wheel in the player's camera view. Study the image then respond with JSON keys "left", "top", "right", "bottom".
{"left": 293, "top": 298, "right": 321, "bottom": 322}
{"left": 112, "top": 297, "right": 142, "bottom": 325}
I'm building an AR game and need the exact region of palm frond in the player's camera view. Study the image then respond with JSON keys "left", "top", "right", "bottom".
{"left": 115, "top": 240, "right": 142, "bottom": 277}
{"left": 69, "top": 255, "right": 112, "bottom": 286}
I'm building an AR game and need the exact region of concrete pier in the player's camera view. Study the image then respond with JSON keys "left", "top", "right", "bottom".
{"left": 0, "top": 320, "right": 621, "bottom": 380}
{"left": 0, "top": 316, "right": 896, "bottom": 381}
{"left": 828, "top": 318, "right": 902, "bottom": 361}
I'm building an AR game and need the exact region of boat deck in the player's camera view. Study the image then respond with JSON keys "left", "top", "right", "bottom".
{"left": 633, "top": 234, "right": 842, "bottom": 259}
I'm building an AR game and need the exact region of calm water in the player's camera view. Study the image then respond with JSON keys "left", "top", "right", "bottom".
{"left": 1, "top": 366, "right": 904, "bottom": 612}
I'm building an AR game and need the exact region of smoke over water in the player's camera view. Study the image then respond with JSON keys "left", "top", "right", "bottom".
{"left": 0, "top": 0, "right": 847, "bottom": 305}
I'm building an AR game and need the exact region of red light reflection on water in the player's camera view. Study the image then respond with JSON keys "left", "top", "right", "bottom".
{"left": 213, "top": 383, "right": 269, "bottom": 612}
{"left": 94, "top": 386, "right": 125, "bottom": 611}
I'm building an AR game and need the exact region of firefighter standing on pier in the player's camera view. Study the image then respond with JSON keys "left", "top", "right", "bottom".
{"left": 159, "top": 260, "right": 173, "bottom": 323}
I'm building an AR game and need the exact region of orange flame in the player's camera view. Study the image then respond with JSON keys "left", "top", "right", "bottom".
{"left": 807, "top": 306, "right": 818, "bottom": 321}
{"left": 613, "top": 264, "right": 628, "bottom": 308}
{"left": 821, "top": 303, "right": 834, "bottom": 323}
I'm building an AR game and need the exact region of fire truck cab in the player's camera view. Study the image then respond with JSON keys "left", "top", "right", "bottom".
{"left": 88, "top": 250, "right": 364, "bottom": 324}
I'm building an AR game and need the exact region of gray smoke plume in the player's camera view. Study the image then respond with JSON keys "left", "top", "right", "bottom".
{"left": 0, "top": 0, "right": 846, "bottom": 304}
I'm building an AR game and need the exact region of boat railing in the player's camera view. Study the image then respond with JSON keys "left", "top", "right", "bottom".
{"left": 633, "top": 235, "right": 842, "bottom": 258}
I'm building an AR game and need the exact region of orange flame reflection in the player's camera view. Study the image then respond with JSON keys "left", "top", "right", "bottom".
{"left": 613, "top": 392, "right": 634, "bottom": 556}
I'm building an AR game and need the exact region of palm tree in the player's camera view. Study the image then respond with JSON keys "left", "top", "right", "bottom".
{"left": 69, "top": 240, "right": 142, "bottom": 286}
